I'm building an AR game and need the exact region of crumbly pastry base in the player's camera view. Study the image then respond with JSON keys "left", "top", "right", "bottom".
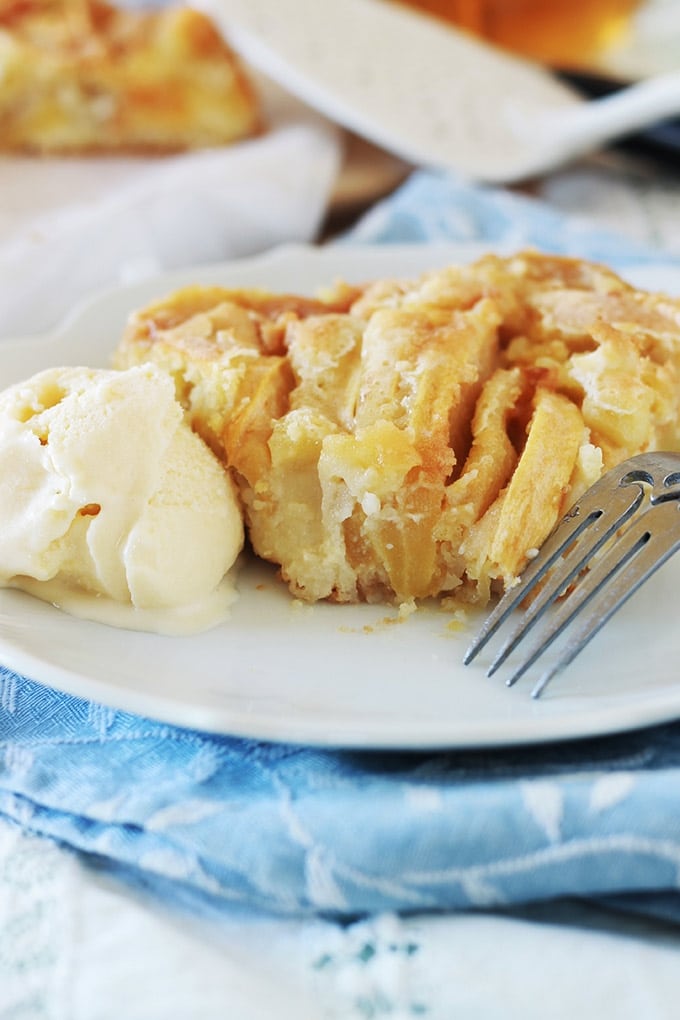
{"left": 0, "top": 0, "right": 261, "bottom": 153}
{"left": 114, "top": 252, "right": 680, "bottom": 606}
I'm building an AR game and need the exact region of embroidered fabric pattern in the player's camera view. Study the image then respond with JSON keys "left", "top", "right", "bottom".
{"left": 4, "top": 671, "right": 680, "bottom": 921}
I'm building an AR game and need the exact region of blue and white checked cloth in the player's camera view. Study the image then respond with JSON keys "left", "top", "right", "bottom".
{"left": 3, "top": 169, "right": 680, "bottom": 924}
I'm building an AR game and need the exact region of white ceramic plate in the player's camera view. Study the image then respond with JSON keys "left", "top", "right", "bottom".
{"left": 2, "top": 242, "right": 680, "bottom": 749}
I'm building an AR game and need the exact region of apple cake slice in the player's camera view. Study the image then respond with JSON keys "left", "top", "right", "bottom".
{"left": 0, "top": 0, "right": 261, "bottom": 152}
{"left": 113, "top": 252, "right": 680, "bottom": 606}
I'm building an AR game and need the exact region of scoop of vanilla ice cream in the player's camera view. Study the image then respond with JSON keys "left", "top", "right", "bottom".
{"left": 0, "top": 364, "right": 243, "bottom": 614}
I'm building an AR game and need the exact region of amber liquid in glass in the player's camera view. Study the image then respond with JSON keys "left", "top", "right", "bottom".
{"left": 401, "top": 0, "right": 640, "bottom": 68}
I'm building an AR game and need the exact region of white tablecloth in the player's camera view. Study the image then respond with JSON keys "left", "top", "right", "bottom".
{"left": 4, "top": 817, "right": 680, "bottom": 1020}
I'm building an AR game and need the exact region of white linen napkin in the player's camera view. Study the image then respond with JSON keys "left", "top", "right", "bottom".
{"left": 0, "top": 78, "right": 342, "bottom": 339}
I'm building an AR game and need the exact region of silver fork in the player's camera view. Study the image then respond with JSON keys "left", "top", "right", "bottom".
{"left": 463, "top": 451, "right": 680, "bottom": 698}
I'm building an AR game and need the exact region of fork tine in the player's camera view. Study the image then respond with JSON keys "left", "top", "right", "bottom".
{"left": 506, "top": 508, "right": 655, "bottom": 690}
{"left": 463, "top": 466, "right": 645, "bottom": 667}
{"left": 488, "top": 474, "right": 646, "bottom": 678}
{"left": 529, "top": 500, "right": 680, "bottom": 697}
{"left": 464, "top": 451, "right": 680, "bottom": 698}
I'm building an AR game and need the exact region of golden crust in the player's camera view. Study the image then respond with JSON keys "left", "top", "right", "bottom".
{"left": 113, "top": 251, "right": 680, "bottom": 606}
{"left": 0, "top": 0, "right": 261, "bottom": 153}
